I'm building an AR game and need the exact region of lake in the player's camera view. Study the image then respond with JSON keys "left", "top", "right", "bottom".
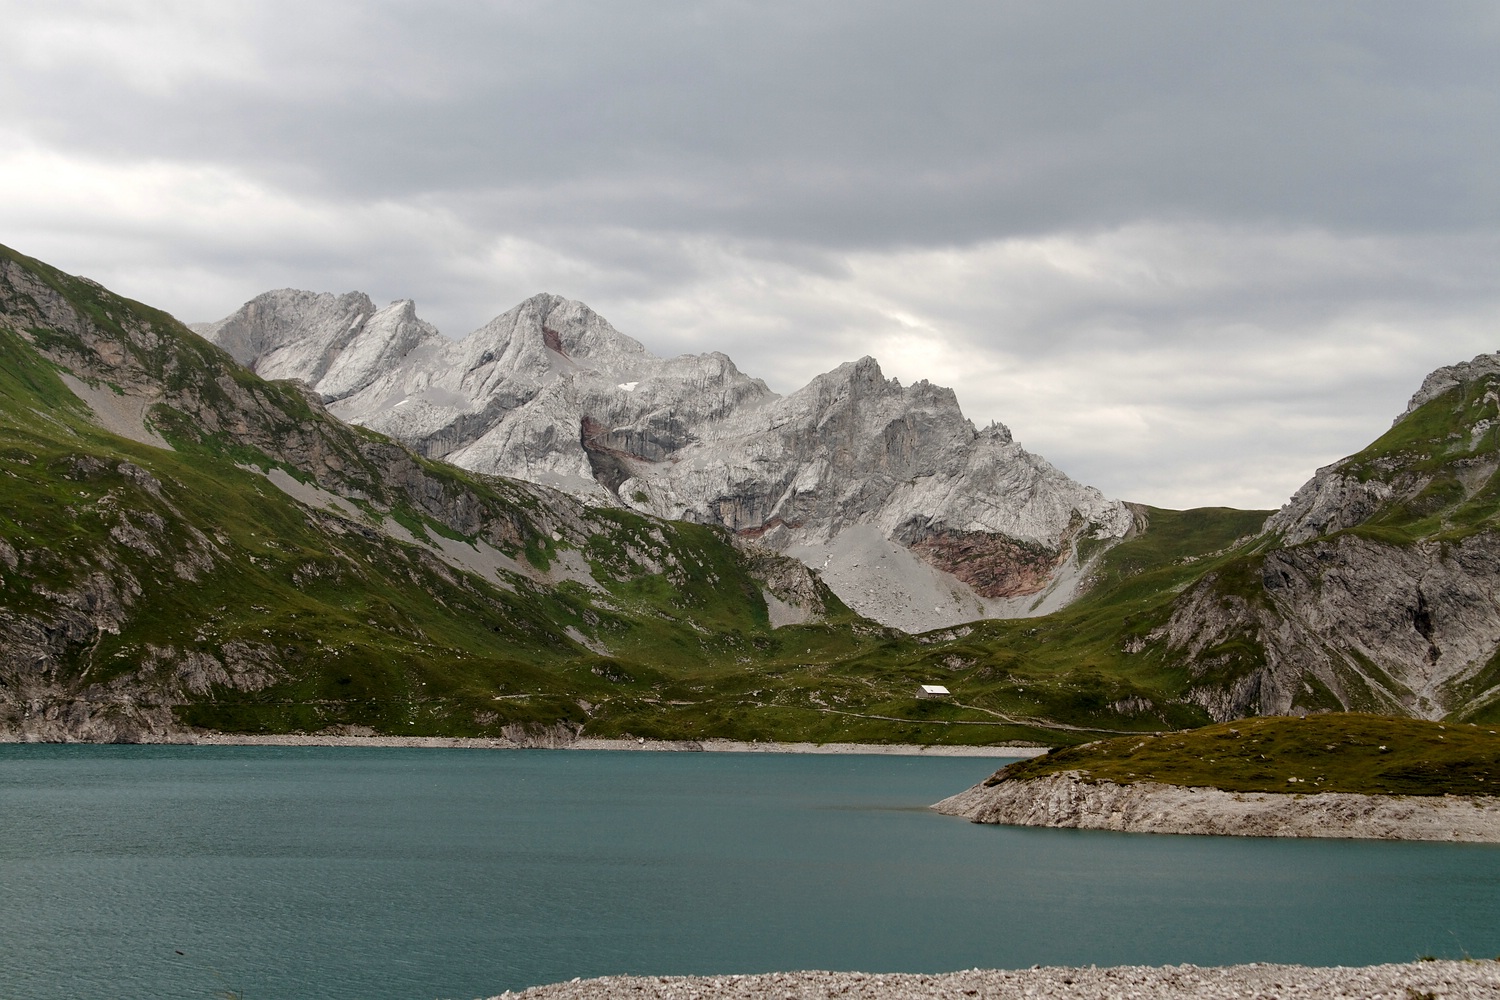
{"left": 2, "top": 745, "right": 1497, "bottom": 1000}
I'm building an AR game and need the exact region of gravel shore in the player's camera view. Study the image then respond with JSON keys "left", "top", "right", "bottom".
{"left": 185, "top": 733, "right": 1045, "bottom": 757}
{"left": 489, "top": 961, "right": 1500, "bottom": 1000}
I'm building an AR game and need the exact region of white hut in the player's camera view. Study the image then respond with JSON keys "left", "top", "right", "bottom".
{"left": 916, "top": 684, "right": 951, "bottom": 700}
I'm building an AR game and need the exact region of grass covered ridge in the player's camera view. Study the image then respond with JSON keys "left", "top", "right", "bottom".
{"left": 989, "top": 714, "right": 1500, "bottom": 796}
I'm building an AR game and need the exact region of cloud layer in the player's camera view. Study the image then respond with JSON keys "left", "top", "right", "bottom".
{"left": 4, "top": 1, "right": 1498, "bottom": 508}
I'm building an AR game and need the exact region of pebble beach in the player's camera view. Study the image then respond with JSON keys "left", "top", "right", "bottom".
{"left": 491, "top": 961, "right": 1500, "bottom": 1000}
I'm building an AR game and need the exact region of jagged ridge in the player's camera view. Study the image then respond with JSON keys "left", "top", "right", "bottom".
{"left": 200, "top": 290, "right": 1134, "bottom": 631}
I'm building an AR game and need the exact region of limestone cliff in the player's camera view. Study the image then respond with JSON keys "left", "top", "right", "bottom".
{"left": 200, "top": 291, "right": 1133, "bottom": 630}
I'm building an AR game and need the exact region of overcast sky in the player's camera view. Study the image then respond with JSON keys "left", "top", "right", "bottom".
{"left": 3, "top": 2, "right": 1497, "bottom": 510}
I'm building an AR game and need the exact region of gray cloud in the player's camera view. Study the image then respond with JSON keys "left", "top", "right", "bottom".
{"left": 2, "top": 0, "right": 1498, "bottom": 509}
{"left": 10, "top": 3, "right": 1499, "bottom": 237}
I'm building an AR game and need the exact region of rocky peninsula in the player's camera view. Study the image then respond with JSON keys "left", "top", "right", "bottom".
{"left": 934, "top": 769, "right": 1500, "bottom": 841}
{"left": 491, "top": 961, "right": 1500, "bottom": 1000}
{"left": 934, "top": 714, "right": 1500, "bottom": 841}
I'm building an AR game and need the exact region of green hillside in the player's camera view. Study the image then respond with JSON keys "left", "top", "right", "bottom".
{"left": 1341, "top": 376, "right": 1500, "bottom": 546}
{"left": 986, "top": 714, "right": 1500, "bottom": 796}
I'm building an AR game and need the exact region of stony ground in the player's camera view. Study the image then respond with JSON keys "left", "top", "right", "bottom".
{"left": 934, "top": 772, "right": 1500, "bottom": 842}
{"left": 488, "top": 961, "right": 1500, "bottom": 1000}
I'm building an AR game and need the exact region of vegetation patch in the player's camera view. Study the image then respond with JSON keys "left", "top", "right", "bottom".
{"left": 989, "top": 714, "right": 1500, "bottom": 796}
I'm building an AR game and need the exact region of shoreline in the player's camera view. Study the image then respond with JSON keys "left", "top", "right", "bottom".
{"left": 494, "top": 961, "right": 1500, "bottom": 1000}
{"left": 128, "top": 732, "right": 1050, "bottom": 757}
{"left": 935, "top": 770, "right": 1500, "bottom": 842}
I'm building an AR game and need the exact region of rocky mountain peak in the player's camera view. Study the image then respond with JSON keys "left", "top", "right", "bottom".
{"left": 1403, "top": 350, "right": 1500, "bottom": 416}
{"left": 197, "top": 288, "right": 373, "bottom": 367}
{"left": 980, "top": 420, "right": 1014, "bottom": 444}
{"left": 789, "top": 357, "right": 969, "bottom": 432}
{"left": 817, "top": 355, "right": 888, "bottom": 390}
{"left": 500, "top": 292, "right": 649, "bottom": 364}
{"left": 201, "top": 289, "right": 1133, "bottom": 630}
{"left": 194, "top": 288, "right": 440, "bottom": 403}
{"left": 1266, "top": 355, "right": 1500, "bottom": 545}
{"left": 452, "top": 293, "right": 652, "bottom": 392}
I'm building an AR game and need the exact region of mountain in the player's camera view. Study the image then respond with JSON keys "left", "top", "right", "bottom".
{"left": 198, "top": 291, "right": 1134, "bottom": 632}
{"left": 0, "top": 244, "right": 890, "bottom": 743}
{"left": 191, "top": 286, "right": 1500, "bottom": 724}
{"left": 15, "top": 241, "right": 1224, "bottom": 747}
{"left": 8, "top": 238, "right": 1500, "bottom": 746}
{"left": 810, "top": 353, "right": 1500, "bottom": 730}
{"left": 1146, "top": 355, "right": 1500, "bottom": 722}
{"left": 0, "top": 243, "right": 1244, "bottom": 745}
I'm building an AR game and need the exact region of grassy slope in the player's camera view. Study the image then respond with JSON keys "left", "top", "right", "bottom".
{"left": 634, "top": 506, "right": 1282, "bottom": 745}
{"left": 1344, "top": 377, "right": 1500, "bottom": 547}
{"left": 990, "top": 714, "right": 1500, "bottom": 796}
{"left": 1, "top": 327, "right": 588, "bottom": 735}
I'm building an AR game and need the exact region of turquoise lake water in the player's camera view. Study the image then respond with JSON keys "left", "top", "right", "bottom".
{"left": 2, "top": 745, "right": 1498, "bottom": 1000}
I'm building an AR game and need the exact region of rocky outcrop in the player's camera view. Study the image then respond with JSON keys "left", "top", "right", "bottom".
{"left": 202, "top": 291, "right": 1134, "bottom": 629}
{"left": 195, "top": 290, "right": 443, "bottom": 403}
{"left": 1, "top": 639, "right": 286, "bottom": 744}
{"left": 898, "top": 524, "right": 1074, "bottom": 599}
{"left": 732, "top": 541, "right": 842, "bottom": 627}
{"left": 1265, "top": 353, "right": 1500, "bottom": 546}
{"left": 1151, "top": 353, "right": 1500, "bottom": 721}
{"left": 934, "top": 770, "right": 1500, "bottom": 841}
{"left": 498, "top": 721, "right": 584, "bottom": 748}
{"left": 1404, "top": 351, "right": 1500, "bottom": 415}
{"left": 1260, "top": 468, "right": 1402, "bottom": 546}
{"left": 1153, "top": 532, "right": 1500, "bottom": 720}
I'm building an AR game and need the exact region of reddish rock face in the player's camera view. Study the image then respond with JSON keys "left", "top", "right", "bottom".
{"left": 542, "top": 326, "right": 567, "bottom": 356}
{"left": 579, "top": 416, "right": 646, "bottom": 494}
{"left": 903, "top": 528, "right": 1065, "bottom": 599}
{"left": 735, "top": 516, "right": 801, "bottom": 540}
